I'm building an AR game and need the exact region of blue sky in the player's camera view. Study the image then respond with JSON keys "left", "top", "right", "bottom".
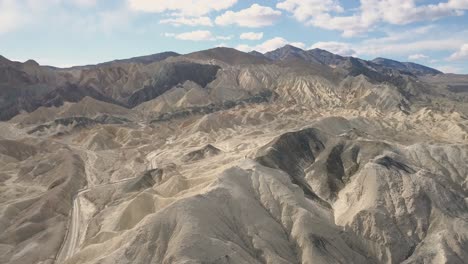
{"left": 0, "top": 0, "right": 467, "bottom": 73}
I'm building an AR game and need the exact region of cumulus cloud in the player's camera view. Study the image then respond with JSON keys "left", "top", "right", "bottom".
{"left": 408, "top": 54, "right": 429, "bottom": 60}
{"left": 436, "top": 65, "right": 463, "bottom": 73}
{"left": 217, "top": 35, "right": 233, "bottom": 41}
{"left": 235, "top": 44, "right": 253, "bottom": 52}
{"left": 95, "top": 9, "right": 133, "bottom": 34}
{"left": 0, "top": 0, "right": 108, "bottom": 35}
{"left": 277, "top": 0, "right": 371, "bottom": 37}
{"left": 72, "top": 0, "right": 98, "bottom": 7}
{"left": 165, "top": 30, "right": 231, "bottom": 41}
{"left": 366, "top": 0, "right": 462, "bottom": 25}
{"left": 175, "top": 30, "right": 214, "bottom": 41}
{"left": 278, "top": 0, "right": 468, "bottom": 37}
{"left": 160, "top": 17, "right": 213, "bottom": 27}
{"left": 215, "top": 4, "right": 282, "bottom": 28}
{"left": 128, "top": 0, "right": 237, "bottom": 27}
{"left": 310, "top": 41, "right": 357, "bottom": 56}
{"left": 344, "top": 26, "right": 468, "bottom": 57}
{"left": 0, "top": 0, "right": 24, "bottom": 34}
{"left": 304, "top": 26, "right": 468, "bottom": 62}
{"left": 236, "top": 37, "right": 305, "bottom": 53}
{"left": 240, "top": 32, "right": 263, "bottom": 40}
{"left": 363, "top": 26, "right": 435, "bottom": 45}
{"left": 128, "top": 0, "right": 237, "bottom": 16}
{"left": 448, "top": 44, "right": 468, "bottom": 60}
{"left": 359, "top": 38, "right": 465, "bottom": 56}
{"left": 276, "top": 0, "right": 343, "bottom": 22}
{"left": 310, "top": 14, "right": 371, "bottom": 37}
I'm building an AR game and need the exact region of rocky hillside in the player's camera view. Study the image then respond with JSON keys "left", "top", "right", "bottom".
{"left": 0, "top": 46, "right": 467, "bottom": 264}
{"left": 1, "top": 46, "right": 462, "bottom": 122}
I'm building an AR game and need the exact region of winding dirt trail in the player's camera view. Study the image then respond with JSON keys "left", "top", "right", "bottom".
{"left": 55, "top": 170, "right": 137, "bottom": 263}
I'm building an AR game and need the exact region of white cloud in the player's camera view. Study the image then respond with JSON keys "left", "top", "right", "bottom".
{"left": 72, "top": 0, "right": 97, "bottom": 7}
{"left": 251, "top": 37, "right": 289, "bottom": 52}
{"left": 236, "top": 37, "right": 305, "bottom": 53}
{"left": 310, "top": 41, "right": 357, "bottom": 56}
{"left": 216, "top": 42, "right": 229, "bottom": 47}
{"left": 358, "top": 38, "right": 466, "bottom": 56}
{"left": 217, "top": 35, "right": 233, "bottom": 40}
{"left": 175, "top": 30, "right": 214, "bottom": 41}
{"left": 276, "top": 0, "right": 343, "bottom": 22}
{"left": 366, "top": 0, "right": 462, "bottom": 25}
{"left": 215, "top": 4, "right": 282, "bottom": 28}
{"left": 448, "top": 43, "right": 468, "bottom": 60}
{"left": 0, "top": 0, "right": 24, "bottom": 34}
{"left": 289, "top": 42, "right": 306, "bottom": 50}
{"left": 0, "top": 0, "right": 108, "bottom": 35}
{"left": 160, "top": 16, "right": 213, "bottom": 27}
{"left": 68, "top": 7, "right": 134, "bottom": 35}
{"left": 240, "top": 32, "right": 263, "bottom": 40}
{"left": 278, "top": 0, "right": 468, "bottom": 37}
{"left": 165, "top": 30, "right": 231, "bottom": 41}
{"left": 256, "top": 37, "right": 305, "bottom": 52}
{"left": 363, "top": 26, "right": 435, "bottom": 45}
{"left": 436, "top": 65, "right": 463, "bottom": 73}
{"left": 277, "top": 0, "right": 367, "bottom": 36}
{"left": 304, "top": 27, "right": 468, "bottom": 62}
{"left": 96, "top": 9, "right": 132, "bottom": 34}
{"left": 446, "top": 0, "right": 468, "bottom": 9}
{"left": 128, "top": 0, "right": 237, "bottom": 16}
{"left": 351, "top": 26, "right": 468, "bottom": 57}
{"left": 310, "top": 14, "right": 371, "bottom": 37}
{"left": 235, "top": 44, "right": 253, "bottom": 52}
{"left": 25, "top": 0, "right": 97, "bottom": 9}
{"left": 408, "top": 54, "right": 429, "bottom": 60}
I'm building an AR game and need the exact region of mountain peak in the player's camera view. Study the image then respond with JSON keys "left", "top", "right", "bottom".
{"left": 264, "top": 45, "right": 308, "bottom": 61}
{"left": 187, "top": 47, "right": 270, "bottom": 65}
{"left": 372, "top": 57, "right": 400, "bottom": 65}
{"left": 268, "top": 44, "right": 305, "bottom": 54}
{"left": 282, "top": 44, "right": 305, "bottom": 51}
{"left": 103, "top": 51, "right": 180, "bottom": 65}
{"left": 24, "top": 59, "right": 40, "bottom": 67}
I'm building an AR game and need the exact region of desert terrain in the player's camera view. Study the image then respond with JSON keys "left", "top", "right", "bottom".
{"left": 0, "top": 46, "right": 467, "bottom": 264}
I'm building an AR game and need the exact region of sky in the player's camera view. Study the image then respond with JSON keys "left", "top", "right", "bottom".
{"left": 0, "top": 0, "right": 467, "bottom": 73}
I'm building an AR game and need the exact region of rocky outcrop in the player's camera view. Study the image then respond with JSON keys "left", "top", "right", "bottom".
{"left": 181, "top": 144, "right": 222, "bottom": 162}
{"left": 127, "top": 62, "right": 220, "bottom": 107}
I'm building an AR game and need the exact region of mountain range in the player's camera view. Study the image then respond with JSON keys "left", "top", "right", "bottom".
{"left": 1, "top": 45, "right": 461, "bottom": 122}
{"left": 0, "top": 46, "right": 467, "bottom": 264}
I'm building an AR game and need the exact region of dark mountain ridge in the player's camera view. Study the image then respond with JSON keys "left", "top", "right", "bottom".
{"left": 264, "top": 45, "right": 442, "bottom": 77}
{"left": 0, "top": 46, "right": 463, "bottom": 121}
{"left": 371, "top": 57, "right": 442, "bottom": 75}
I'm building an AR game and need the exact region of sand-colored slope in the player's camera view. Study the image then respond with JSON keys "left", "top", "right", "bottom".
{"left": 11, "top": 96, "right": 134, "bottom": 126}
{"left": 135, "top": 81, "right": 211, "bottom": 114}
{"left": 1, "top": 84, "right": 468, "bottom": 264}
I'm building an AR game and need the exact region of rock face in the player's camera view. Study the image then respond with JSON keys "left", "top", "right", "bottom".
{"left": 181, "top": 144, "right": 222, "bottom": 162}
{"left": 371, "top": 57, "right": 442, "bottom": 75}
{"left": 0, "top": 46, "right": 467, "bottom": 264}
{"left": 126, "top": 62, "right": 220, "bottom": 107}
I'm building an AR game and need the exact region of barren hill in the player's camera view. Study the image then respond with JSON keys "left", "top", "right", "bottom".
{"left": 0, "top": 46, "right": 467, "bottom": 264}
